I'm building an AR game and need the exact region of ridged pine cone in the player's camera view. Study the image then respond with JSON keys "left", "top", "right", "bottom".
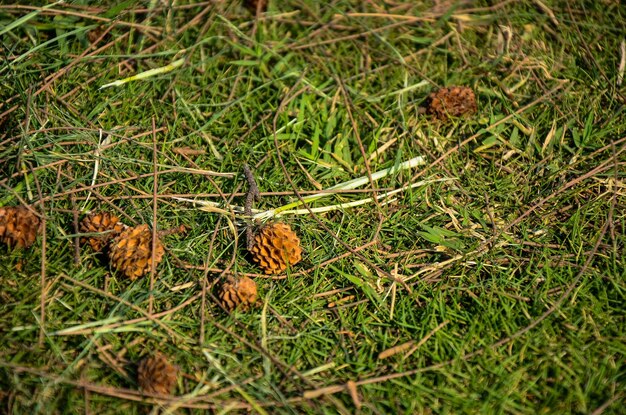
{"left": 109, "top": 224, "right": 164, "bottom": 280}
{"left": 80, "top": 211, "right": 127, "bottom": 252}
{"left": 218, "top": 276, "right": 258, "bottom": 312}
{"left": 0, "top": 206, "right": 40, "bottom": 249}
{"left": 250, "top": 222, "right": 302, "bottom": 274}
{"left": 137, "top": 353, "right": 178, "bottom": 395}
{"left": 426, "top": 86, "right": 477, "bottom": 121}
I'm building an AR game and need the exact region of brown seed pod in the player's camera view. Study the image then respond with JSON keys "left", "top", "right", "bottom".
{"left": 0, "top": 206, "right": 41, "bottom": 249}
{"left": 109, "top": 224, "right": 164, "bottom": 280}
{"left": 137, "top": 353, "right": 178, "bottom": 395}
{"left": 249, "top": 222, "right": 302, "bottom": 274}
{"left": 426, "top": 86, "right": 477, "bottom": 121}
{"left": 80, "top": 211, "right": 127, "bottom": 252}
{"left": 218, "top": 276, "right": 258, "bottom": 312}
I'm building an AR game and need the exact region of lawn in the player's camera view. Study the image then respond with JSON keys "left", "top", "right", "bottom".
{"left": 1, "top": 1, "right": 625, "bottom": 413}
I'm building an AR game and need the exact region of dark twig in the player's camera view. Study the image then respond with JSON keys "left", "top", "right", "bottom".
{"left": 149, "top": 117, "right": 158, "bottom": 316}
{"left": 243, "top": 164, "right": 260, "bottom": 250}
{"left": 70, "top": 197, "right": 81, "bottom": 266}
{"left": 37, "top": 200, "right": 47, "bottom": 348}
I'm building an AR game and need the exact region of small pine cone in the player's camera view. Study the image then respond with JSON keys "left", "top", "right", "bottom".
{"left": 426, "top": 86, "right": 477, "bottom": 121}
{"left": 250, "top": 222, "right": 302, "bottom": 275}
{"left": 218, "top": 276, "right": 258, "bottom": 312}
{"left": 79, "top": 211, "right": 127, "bottom": 252}
{"left": 137, "top": 353, "right": 178, "bottom": 395}
{"left": 244, "top": 0, "right": 267, "bottom": 13}
{"left": 109, "top": 224, "right": 164, "bottom": 280}
{"left": 0, "top": 206, "right": 40, "bottom": 249}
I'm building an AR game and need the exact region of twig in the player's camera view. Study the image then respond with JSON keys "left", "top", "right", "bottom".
{"left": 83, "top": 128, "right": 103, "bottom": 208}
{"left": 292, "top": 20, "right": 428, "bottom": 51}
{"left": 618, "top": 40, "right": 625, "bottom": 87}
{"left": 590, "top": 392, "right": 624, "bottom": 415}
{"left": 243, "top": 164, "right": 260, "bottom": 250}
{"left": 149, "top": 117, "right": 158, "bottom": 315}
{"left": 404, "top": 320, "right": 450, "bottom": 358}
{"left": 199, "top": 173, "right": 241, "bottom": 343}
{"left": 38, "top": 206, "right": 47, "bottom": 348}
{"left": 483, "top": 192, "right": 499, "bottom": 233}
{"left": 22, "top": 159, "right": 48, "bottom": 349}
{"left": 0, "top": 4, "right": 162, "bottom": 35}
{"left": 531, "top": 0, "right": 559, "bottom": 26}
{"left": 70, "top": 194, "right": 81, "bottom": 266}
{"left": 337, "top": 77, "right": 384, "bottom": 243}
{"left": 378, "top": 340, "right": 414, "bottom": 360}
{"left": 84, "top": 388, "right": 91, "bottom": 415}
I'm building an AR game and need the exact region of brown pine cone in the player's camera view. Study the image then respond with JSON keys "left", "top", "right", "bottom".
{"left": 250, "top": 222, "right": 302, "bottom": 274}
{"left": 137, "top": 353, "right": 178, "bottom": 395}
{"left": 109, "top": 224, "right": 164, "bottom": 280}
{"left": 0, "top": 206, "right": 40, "bottom": 249}
{"left": 426, "top": 86, "right": 477, "bottom": 121}
{"left": 218, "top": 276, "right": 258, "bottom": 312}
{"left": 80, "top": 211, "right": 127, "bottom": 252}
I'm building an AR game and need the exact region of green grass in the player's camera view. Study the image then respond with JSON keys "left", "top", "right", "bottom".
{"left": 1, "top": 0, "right": 625, "bottom": 413}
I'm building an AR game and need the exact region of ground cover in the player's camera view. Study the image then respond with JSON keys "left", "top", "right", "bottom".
{"left": 1, "top": 1, "right": 625, "bottom": 413}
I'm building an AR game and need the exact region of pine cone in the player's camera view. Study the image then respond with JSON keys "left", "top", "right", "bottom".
{"left": 137, "top": 353, "right": 178, "bottom": 395}
{"left": 0, "top": 206, "right": 40, "bottom": 249}
{"left": 426, "top": 86, "right": 477, "bottom": 121}
{"left": 218, "top": 276, "right": 258, "bottom": 312}
{"left": 250, "top": 222, "right": 302, "bottom": 274}
{"left": 80, "top": 211, "right": 126, "bottom": 252}
{"left": 109, "top": 224, "right": 164, "bottom": 280}
{"left": 244, "top": 0, "right": 267, "bottom": 13}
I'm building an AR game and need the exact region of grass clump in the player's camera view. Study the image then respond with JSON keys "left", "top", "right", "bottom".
{"left": 1, "top": 0, "right": 625, "bottom": 413}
